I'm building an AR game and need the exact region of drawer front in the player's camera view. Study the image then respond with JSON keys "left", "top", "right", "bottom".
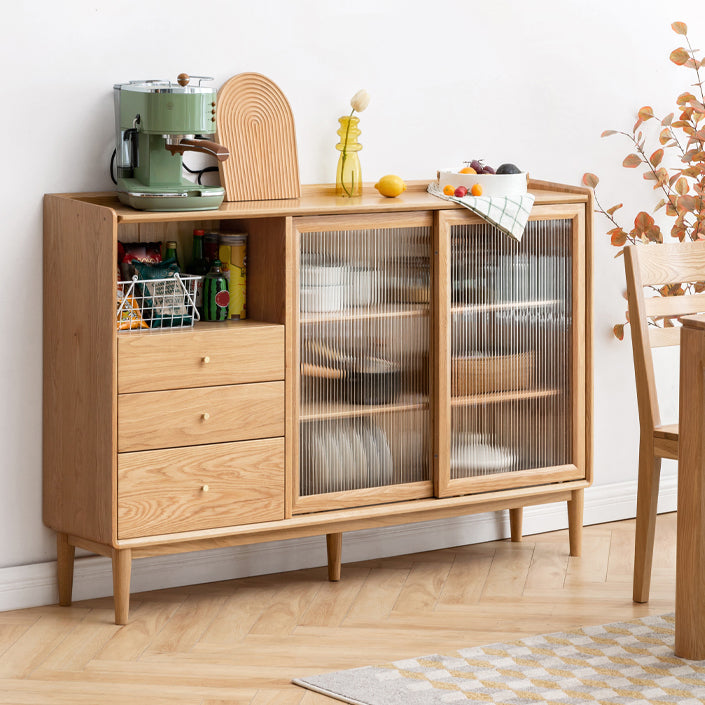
{"left": 118, "top": 438, "right": 285, "bottom": 538}
{"left": 118, "top": 324, "right": 284, "bottom": 393}
{"left": 118, "top": 382, "right": 284, "bottom": 452}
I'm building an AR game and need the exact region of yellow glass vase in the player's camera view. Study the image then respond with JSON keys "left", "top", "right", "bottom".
{"left": 336, "top": 115, "right": 362, "bottom": 197}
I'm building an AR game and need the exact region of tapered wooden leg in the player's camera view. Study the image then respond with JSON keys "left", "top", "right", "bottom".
{"left": 326, "top": 533, "right": 342, "bottom": 582}
{"left": 567, "top": 488, "right": 584, "bottom": 557}
{"left": 633, "top": 441, "right": 661, "bottom": 603}
{"left": 56, "top": 533, "right": 75, "bottom": 606}
{"left": 112, "top": 548, "right": 132, "bottom": 625}
{"left": 509, "top": 507, "right": 523, "bottom": 542}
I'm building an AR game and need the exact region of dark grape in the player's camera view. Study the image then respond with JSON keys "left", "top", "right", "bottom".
{"left": 469, "top": 159, "right": 484, "bottom": 173}
{"left": 482, "top": 165, "right": 496, "bottom": 174}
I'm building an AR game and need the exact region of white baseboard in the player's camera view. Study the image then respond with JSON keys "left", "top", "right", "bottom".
{"left": 0, "top": 476, "right": 677, "bottom": 613}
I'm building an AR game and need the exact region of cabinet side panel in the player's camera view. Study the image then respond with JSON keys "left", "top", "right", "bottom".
{"left": 43, "top": 196, "right": 116, "bottom": 545}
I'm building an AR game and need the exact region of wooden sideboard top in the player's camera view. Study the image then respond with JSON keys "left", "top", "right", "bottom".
{"left": 47, "top": 179, "right": 590, "bottom": 224}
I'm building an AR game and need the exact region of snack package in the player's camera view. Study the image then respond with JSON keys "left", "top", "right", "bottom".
{"left": 116, "top": 288, "right": 148, "bottom": 330}
{"left": 118, "top": 241, "right": 162, "bottom": 281}
{"left": 132, "top": 258, "right": 192, "bottom": 328}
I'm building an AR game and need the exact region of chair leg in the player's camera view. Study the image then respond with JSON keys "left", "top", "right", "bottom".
{"left": 633, "top": 442, "right": 661, "bottom": 603}
{"left": 56, "top": 533, "right": 75, "bottom": 606}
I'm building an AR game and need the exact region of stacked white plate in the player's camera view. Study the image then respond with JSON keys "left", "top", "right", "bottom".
{"left": 300, "top": 421, "right": 393, "bottom": 495}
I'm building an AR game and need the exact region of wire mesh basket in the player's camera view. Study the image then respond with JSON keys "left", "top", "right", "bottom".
{"left": 116, "top": 273, "right": 201, "bottom": 332}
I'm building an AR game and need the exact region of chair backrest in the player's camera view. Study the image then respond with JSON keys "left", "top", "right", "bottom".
{"left": 624, "top": 241, "right": 705, "bottom": 434}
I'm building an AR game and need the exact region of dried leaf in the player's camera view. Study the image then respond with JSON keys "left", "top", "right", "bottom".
{"left": 606, "top": 203, "right": 623, "bottom": 215}
{"left": 638, "top": 106, "right": 655, "bottom": 121}
{"left": 677, "top": 194, "right": 697, "bottom": 212}
{"left": 672, "top": 47, "right": 691, "bottom": 65}
{"left": 582, "top": 173, "right": 599, "bottom": 188}
{"left": 662, "top": 112, "right": 675, "bottom": 126}
{"left": 643, "top": 172, "right": 658, "bottom": 181}
{"left": 672, "top": 21, "right": 688, "bottom": 35}
{"left": 682, "top": 148, "right": 700, "bottom": 162}
{"left": 648, "top": 148, "right": 664, "bottom": 167}
{"left": 659, "top": 128, "right": 673, "bottom": 145}
{"left": 623, "top": 153, "right": 642, "bottom": 168}
{"left": 675, "top": 177, "right": 690, "bottom": 195}
{"left": 671, "top": 222, "right": 688, "bottom": 240}
{"left": 633, "top": 212, "right": 656, "bottom": 231}
{"left": 654, "top": 198, "right": 667, "bottom": 211}
{"left": 613, "top": 323, "right": 625, "bottom": 341}
{"left": 609, "top": 227, "right": 628, "bottom": 246}
{"left": 601, "top": 129, "right": 618, "bottom": 137}
{"left": 614, "top": 248, "right": 625, "bottom": 258}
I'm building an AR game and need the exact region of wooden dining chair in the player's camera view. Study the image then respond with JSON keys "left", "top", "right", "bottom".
{"left": 624, "top": 240, "right": 705, "bottom": 603}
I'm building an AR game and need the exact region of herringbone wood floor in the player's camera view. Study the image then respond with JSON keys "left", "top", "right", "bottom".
{"left": 0, "top": 514, "right": 677, "bottom": 704}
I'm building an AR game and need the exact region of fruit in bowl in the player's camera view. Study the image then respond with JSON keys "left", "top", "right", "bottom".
{"left": 496, "top": 163, "right": 521, "bottom": 174}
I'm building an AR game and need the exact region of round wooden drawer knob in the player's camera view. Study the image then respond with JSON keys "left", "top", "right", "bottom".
{"left": 202, "top": 356, "right": 210, "bottom": 364}
{"left": 201, "top": 484, "right": 210, "bottom": 493}
{"left": 201, "top": 412, "right": 210, "bottom": 421}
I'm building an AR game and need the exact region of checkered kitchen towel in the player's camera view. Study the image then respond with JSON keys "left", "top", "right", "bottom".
{"left": 428, "top": 181, "right": 535, "bottom": 242}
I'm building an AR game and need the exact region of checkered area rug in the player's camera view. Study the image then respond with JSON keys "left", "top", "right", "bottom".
{"left": 427, "top": 182, "right": 535, "bottom": 242}
{"left": 293, "top": 614, "right": 705, "bottom": 704}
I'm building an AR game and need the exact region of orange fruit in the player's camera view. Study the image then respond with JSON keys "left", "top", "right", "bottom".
{"left": 443, "top": 184, "right": 455, "bottom": 196}
{"left": 471, "top": 183, "right": 483, "bottom": 196}
{"left": 459, "top": 167, "right": 477, "bottom": 174}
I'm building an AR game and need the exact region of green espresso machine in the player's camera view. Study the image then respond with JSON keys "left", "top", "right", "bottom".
{"left": 114, "top": 74, "right": 229, "bottom": 211}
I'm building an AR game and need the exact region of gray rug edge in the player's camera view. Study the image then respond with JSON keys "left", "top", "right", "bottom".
{"left": 291, "top": 613, "right": 679, "bottom": 704}
{"left": 292, "top": 678, "right": 370, "bottom": 705}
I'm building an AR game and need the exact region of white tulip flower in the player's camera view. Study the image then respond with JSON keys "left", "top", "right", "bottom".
{"left": 350, "top": 89, "right": 370, "bottom": 113}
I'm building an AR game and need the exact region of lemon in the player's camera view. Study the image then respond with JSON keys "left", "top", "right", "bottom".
{"left": 374, "top": 174, "right": 407, "bottom": 198}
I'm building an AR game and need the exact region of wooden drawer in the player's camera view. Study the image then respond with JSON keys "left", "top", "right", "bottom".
{"left": 117, "top": 438, "right": 284, "bottom": 538}
{"left": 118, "top": 381, "right": 284, "bottom": 452}
{"left": 117, "top": 322, "right": 284, "bottom": 393}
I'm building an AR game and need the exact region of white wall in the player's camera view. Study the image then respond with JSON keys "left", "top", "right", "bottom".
{"left": 0, "top": 0, "right": 697, "bottom": 608}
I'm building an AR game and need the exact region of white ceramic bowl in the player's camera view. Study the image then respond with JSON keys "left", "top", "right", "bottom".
{"left": 300, "top": 285, "right": 346, "bottom": 312}
{"left": 300, "top": 264, "right": 346, "bottom": 287}
{"left": 438, "top": 169, "right": 528, "bottom": 197}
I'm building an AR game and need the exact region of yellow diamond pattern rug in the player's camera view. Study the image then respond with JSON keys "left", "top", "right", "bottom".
{"left": 293, "top": 614, "right": 705, "bottom": 704}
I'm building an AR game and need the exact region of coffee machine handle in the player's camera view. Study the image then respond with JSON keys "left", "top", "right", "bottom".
{"left": 166, "top": 139, "right": 230, "bottom": 162}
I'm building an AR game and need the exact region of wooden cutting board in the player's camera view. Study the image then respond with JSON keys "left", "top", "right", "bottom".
{"left": 216, "top": 73, "right": 300, "bottom": 202}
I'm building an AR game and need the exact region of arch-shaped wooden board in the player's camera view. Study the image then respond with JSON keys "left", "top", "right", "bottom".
{"left": 216, "top": 73, "right": 300, "bottom": 202}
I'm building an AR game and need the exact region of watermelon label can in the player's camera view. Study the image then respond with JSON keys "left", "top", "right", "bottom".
{"left": 203, "top": 260, "right": 230, "bottom": 321}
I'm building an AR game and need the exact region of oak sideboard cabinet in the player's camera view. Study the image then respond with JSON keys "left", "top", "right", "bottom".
{"left": 43, "top": 180, "right": 593, "bottom": 624}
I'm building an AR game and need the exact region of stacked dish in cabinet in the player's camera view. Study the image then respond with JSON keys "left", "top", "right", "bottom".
{"left": 449, "top": 219, "right": 573, "bottom": 480}
{"left": 298, "top": 225, "right": 431, "bottom": 499}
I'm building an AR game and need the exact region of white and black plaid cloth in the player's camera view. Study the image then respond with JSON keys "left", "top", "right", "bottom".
{"left": 428, "top": 182, "right": 535, "bottom": 242}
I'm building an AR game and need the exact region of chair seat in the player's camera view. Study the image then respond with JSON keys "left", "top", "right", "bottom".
{"left": 654, "top": 423, "right": 679, "bottom": 441}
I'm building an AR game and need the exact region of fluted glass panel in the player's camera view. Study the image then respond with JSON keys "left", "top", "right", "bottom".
{"left": 450, "top": 219, "right": 572, "bottom": 480}
{"left": 299, "top": 226, "right": 431, "bottom": 497}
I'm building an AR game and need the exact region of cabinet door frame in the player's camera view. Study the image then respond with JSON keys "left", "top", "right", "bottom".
{"left": 435, "top": 204, "right": 587, "bottom": 498}
{"left": 290, "top": 211, "right": 435, "bottom": 515}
